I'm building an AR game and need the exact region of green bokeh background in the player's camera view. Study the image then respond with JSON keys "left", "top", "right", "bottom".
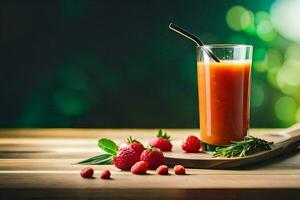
{"left": 1, "top": 0, "right": 300, "bottom": 128}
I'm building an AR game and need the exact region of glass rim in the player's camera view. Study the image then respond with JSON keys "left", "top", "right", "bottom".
{"left": 197, "top": 44, "right": 253, "bottom": 49}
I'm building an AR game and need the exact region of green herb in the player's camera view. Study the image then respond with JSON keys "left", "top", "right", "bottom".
{"left": 78, "top": 154, "right": 113, "bottom": 165}
{"left": 127, "top": 136, "right": 141, "bottom": 144}
{"left": 157, "top": 129, "right": 171, "bottom": 139}
{"left": 98, "top": 138, "right": 118, "bottom": 156}
{"left": 78, "top": 138, "right": 118, "bottom": 165}
{"left": 213, "top": 136, "right": 273, "bottom": 158}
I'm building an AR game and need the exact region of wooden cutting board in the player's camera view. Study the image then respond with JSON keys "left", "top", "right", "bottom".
{"left": 165, "top": 123, "right": 300, "bottom": 169}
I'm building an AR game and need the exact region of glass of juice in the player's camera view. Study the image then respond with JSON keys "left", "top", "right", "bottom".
{"left": 197, "top": 44, "right": 253, "bottom": 151}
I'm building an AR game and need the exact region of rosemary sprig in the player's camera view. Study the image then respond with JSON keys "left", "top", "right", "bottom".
{"left": 213, "top": 136, "right": 273, "bottom": 158}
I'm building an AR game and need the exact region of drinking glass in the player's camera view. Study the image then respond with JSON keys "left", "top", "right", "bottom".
{"left": 196, "top": 44, "right": 253, "bottom": 151}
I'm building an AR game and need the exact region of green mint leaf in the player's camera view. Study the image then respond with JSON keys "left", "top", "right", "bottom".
{"left": 78, "top": 154, "right": 113, "bottom": 165}
{"left": 98, "top": 138, "right": 118, "bottom": 155}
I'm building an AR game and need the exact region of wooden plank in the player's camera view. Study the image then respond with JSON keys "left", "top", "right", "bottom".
{"left": 0, "top": 148, "right": 299, "bottom": 172}
{"left": 0, "top": 158, "right": 300, "bottom": 174}
{"left": 0, "top": 128, "right": 280, "bottom": 138}
{"left": 1, "top": 173, "right": 300, "bottom": 189}
{"left": 0, "top": 128, "right": 299, "bottom": 199}
{"left": 0, "top": 188, "right": 298, "bottom": 200}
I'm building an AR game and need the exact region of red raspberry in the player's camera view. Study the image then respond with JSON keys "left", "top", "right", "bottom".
{"left": 120, "top": 136, "right": 145, "bottom": 156}
{"left": 174, "top": 165, "right": 186, "bottom": 175}
{"left": 149, "top": 129, "right": 172, "bottom": 152}
{"left": 131, "top": 161, "right": 149, "bottom": 174}
{"left": 113, "top": 147, "right": 140, "bottom": 170}
{"left": 80, "top": 167, "right": 94, "bottom": 178}
{"left": 181, "top": 135, "right": 201, "bottom": 153}
{"left": 156, "top": 165, "right": 169, "bottom": 175}
{"left": 100, "top": 170, "right": 111, "bottom": 179}
{"left": 140, "top": 147, "right": 165, "bottom": 169}
{"left": 129, "top": 142, "right": 145, "bottom": 156}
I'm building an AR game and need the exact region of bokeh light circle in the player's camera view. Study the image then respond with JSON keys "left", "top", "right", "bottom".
{"left": 264, "top": 49, "right": 282, "bottom": 85}
{"left": 271, "top": 0, "right": 300, "bottom": 42}
{"left": 240, "top": 10, "right": 254, "bottom": 30}
{"left": 54, "top": 90, "right": 85, "bottom": 116}
{"left": 256, "top": 21, "right": 277, "bottom": 41}
{"left": 275, "top": 96, "right": 297, "bottom": 122}
{"left": 266, "top": 49, "right": 283, "bottom": 69}
{"left": 285, "top": 44, "right": 300, "bottom": 60}
{"left": 267, "top": 67, "right": 280, "bottom": 87}
{"left": 277, "top": 59, "right": 300, "bottom": 94}
{"left": 253, "top": 48, "right": 267, "bottom": 72}
{"left": 255, "top": 11, "right": 277, "bottom": 42}
{"left": 226, "top": 6, "right": 248, "bottom": 31}
{"left": 296, "top": 107, "right": 300, "bottom": 122}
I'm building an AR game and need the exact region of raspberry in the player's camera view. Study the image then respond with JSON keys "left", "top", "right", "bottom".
{"left": 131, "top": 161, "right": 149, "bottom": 174}
{"left": 140, "top": 147, "right": 165, "bottom": 169}
{"left": 149, "top": 129, "right": 172, "bottom": 152}
{"left": 100, "top": 170, "right": 111, "bottom": 179}
{"left": 120, "top": 136, "right": 145, "bottom": 156}
{"left": 80, "top": 167, "right": 94, "bottom": 178}
{"left": 128, "top": 143, "right": 145, "bottom": 156}
{"left": 113, "top": 147, "right": 140, "bottom": 170}
{"left": 149, "top": 138, "right": 172, "bottom": 152}
{"left": 174, "top": 165, "right": 186, "bottom": 175}
{"left": 156, "top": 165, "right": 169, "bottom": 175}
{"left": 181, "top": 135, "right": 201, "bottom": 153}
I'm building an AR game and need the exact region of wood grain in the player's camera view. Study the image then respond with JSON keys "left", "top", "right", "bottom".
{"left": 0, "top": 128, "right": 299, "bottom": 199}
{"left": 165, "top": 124, "right": 300, "bottom": 168}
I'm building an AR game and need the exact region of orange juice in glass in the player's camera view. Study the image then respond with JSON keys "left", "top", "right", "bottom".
{"left": 197, "top": 44, "right": 253, "bottom": 151}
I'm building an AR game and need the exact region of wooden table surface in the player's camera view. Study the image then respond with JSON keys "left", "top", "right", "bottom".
{"left": 0, "top": 128, "right": 300, "bottom": 200}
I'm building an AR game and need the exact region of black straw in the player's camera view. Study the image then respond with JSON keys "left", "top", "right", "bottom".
{"left": 169, "top": 23, "right": 220, "bottom": 63}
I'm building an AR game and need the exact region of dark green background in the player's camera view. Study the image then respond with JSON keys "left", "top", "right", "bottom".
{"left": 0, "top": 0, "right": 298, "bottom": 128}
